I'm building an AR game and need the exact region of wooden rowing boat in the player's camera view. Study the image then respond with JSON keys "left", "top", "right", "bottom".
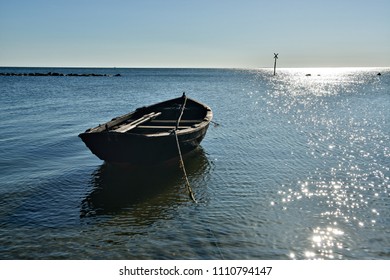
{"left": 79, "top": 93, "right": 213, "bottom": 165}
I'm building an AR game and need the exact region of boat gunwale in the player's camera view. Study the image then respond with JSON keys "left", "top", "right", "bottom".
{"left": 79, "top": 96, "right": 212, "bottom": 138}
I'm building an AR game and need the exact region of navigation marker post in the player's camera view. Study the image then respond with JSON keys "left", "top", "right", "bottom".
{"left": 273, "top": 53, "right": 279, "bottom": 76}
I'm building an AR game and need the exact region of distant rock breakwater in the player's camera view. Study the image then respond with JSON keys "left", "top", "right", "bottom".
{"left": 0, "top": 72, "right": 121, "bottom": 77}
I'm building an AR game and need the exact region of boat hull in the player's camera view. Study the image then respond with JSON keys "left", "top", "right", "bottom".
{"left": 79, "top": 124, "right": 209, "bottom": 165}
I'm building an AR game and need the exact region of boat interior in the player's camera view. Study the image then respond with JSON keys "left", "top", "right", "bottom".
{"left": 118, "top": 110, "right": 206, "bottom": 134}
{"left": 85, "top": 98, "right": 209, "bottom": 135}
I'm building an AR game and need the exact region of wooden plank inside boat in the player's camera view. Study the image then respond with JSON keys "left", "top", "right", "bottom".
{"left": 114, "top": 112, "right": 161, "bottom": 133}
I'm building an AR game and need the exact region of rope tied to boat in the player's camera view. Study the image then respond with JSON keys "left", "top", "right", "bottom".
{"left": 173, "top": 93, "right": 196, "bottom": 203}
{"left": 176, "top": 92, "right": 187, "bottom": 129}
{"left": 210, "top": 120, "right": 220, "bottom": 127}
{"left": 173, "top": 129, "right": 197, "bottom": 203}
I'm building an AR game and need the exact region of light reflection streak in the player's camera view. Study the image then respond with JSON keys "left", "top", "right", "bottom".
{"left": 265, "top": 68, "right": 389, "bottom": 259}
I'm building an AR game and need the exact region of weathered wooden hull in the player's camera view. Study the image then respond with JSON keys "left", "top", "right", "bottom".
{"left": 79, "top": 95, "right": 212, "bottom": 165}
{"left": 79, "top": 124, "right": 209, "bottom": 164}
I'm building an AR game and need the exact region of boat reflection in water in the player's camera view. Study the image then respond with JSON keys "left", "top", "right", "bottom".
{"left": 80, "top": 147, "right": 210, "bottom": 219}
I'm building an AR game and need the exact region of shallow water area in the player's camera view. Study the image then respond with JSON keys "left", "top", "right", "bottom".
{"left": 0, "top": 67, "right": 389, "bottom": 259}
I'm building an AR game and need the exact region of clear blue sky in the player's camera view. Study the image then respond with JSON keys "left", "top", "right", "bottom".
{"left": 1, "top": 0, "right": 389, "bottom": 68}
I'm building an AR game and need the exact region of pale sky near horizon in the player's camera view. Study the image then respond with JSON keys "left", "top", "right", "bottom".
{"left": 1, "top": 0, "right": 389, "bottom": 68}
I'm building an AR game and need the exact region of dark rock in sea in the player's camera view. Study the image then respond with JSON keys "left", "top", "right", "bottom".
{"left": 0, "top": 71, "right": 114, "bottom": 77}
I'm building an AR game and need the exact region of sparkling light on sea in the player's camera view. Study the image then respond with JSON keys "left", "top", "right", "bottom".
{"left": 0, "top": 67, "right": 389, "bottom": 259}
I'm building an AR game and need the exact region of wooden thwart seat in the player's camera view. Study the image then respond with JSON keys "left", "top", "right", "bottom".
{"left": 114, "top": 112, "right": 161, "bottom": 133}
{"left": 136, "top": 125, "right": 191, "bottom": 129}
{"left": 150, "top": 119, "right": 203, "bottom": 124}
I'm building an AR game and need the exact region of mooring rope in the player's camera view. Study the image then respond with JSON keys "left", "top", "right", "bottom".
{"left": 173, "top": 129, "right": 197, "bottom": 203}
{"left": 210, "top": 120, "right": 220, "bottom": 127}
{"left": 172, "top": 93, "right": 196, "bottom": 202}
{"left": 176, "top": 93, "right": 187, "bottom": 129}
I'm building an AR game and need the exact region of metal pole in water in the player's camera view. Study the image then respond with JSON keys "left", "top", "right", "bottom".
{"left": 273, "top": 53, "right": 279, "bottom": 75}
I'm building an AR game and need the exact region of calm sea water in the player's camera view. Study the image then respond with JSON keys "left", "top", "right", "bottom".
{"left": 0, "top": 67, "right": 389, "bottom": 260}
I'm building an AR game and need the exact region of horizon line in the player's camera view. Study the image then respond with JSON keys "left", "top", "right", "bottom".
{"left": 1, "top": 65, "right": 389, "bottom": 69}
